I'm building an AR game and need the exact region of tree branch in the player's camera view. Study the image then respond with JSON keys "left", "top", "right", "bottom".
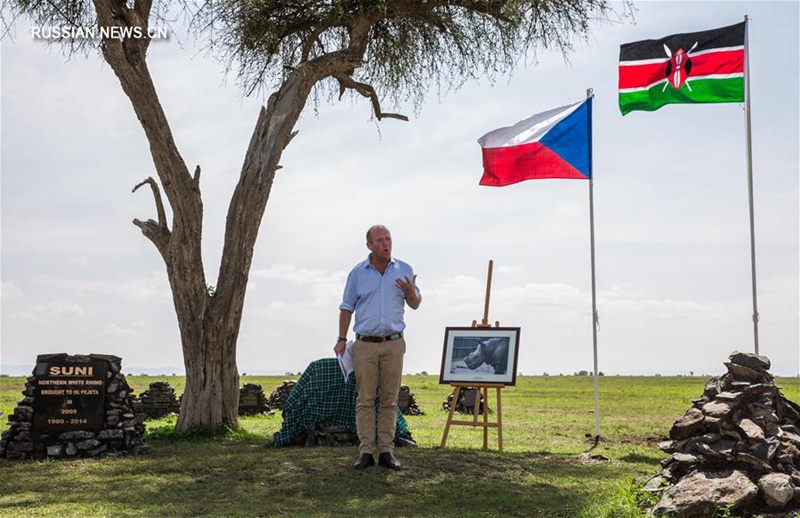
{"left": 134, "top": 0, "right": 152, "bottom": 22}
{"left": 300, "top": 20, "right": 335, "bottom": 62}
{"left": 133, "top": 176, "right": 167, "bottom": 226}
{"left": 132, "top": 176, "right": 171, "bottom": 256}
{"left": 193, "top": 164, "right": 201, "bottom": 189}
{"left": 333, "top": 72, "right": 408, "bottom": 121}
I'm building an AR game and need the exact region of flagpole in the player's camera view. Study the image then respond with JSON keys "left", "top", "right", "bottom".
{"left": 586, "top": 88, "right": 600, "bottom": 440}
{"left": 743, "top": 15, "right": 759, "bottom": 354}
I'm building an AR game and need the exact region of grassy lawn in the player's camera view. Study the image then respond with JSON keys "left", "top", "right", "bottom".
{"left": 1, "top": 374, "right": 798, "bottom": 517}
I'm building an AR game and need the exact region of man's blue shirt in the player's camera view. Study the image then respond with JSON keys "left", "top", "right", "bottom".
{"left": 340, "top": 256, "right": 418, "bottom": 335}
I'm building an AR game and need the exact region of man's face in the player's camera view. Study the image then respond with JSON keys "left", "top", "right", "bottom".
{"left": 367, "top": 227, "right": 392, "bottom": 262}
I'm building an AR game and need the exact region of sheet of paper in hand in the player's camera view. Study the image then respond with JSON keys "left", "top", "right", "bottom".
{"left": 337, "top": 340, "right": 354, "bottom": 382}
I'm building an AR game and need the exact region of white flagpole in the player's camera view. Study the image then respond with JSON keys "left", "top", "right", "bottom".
{"left": 743, "top": 15, "right": 760, "bottom": 354}
{"left": 586, "top": 88, "right": 601, "bottom": 439}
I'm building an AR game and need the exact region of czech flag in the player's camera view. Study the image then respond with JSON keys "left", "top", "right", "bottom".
{"left": 478, "top": 98, "right": 592, "bottom": 187}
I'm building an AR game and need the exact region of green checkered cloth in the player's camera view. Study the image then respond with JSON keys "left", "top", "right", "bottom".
{"left": 273, "top": 357, "right": 409, "bottom": 447}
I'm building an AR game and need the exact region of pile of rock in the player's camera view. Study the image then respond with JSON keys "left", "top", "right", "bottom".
{"left": 238, "top": 383, "right": 270, "bottom": 416}
{"left": 278, "top": 426, "right": 417, "bottom": 448}
{"left": 0, "top": 354, "right": 147, "bottom": 460}
{"left": 398, "top": 385, "right": 423, "bottom": 415}
{"left": 267, "top": 380, "right": 296, "bottom": 410}
{"left": 649, "top": 351, "right": 800, "bottom": 516}
{"left": 442, "top": 387, "right": 484, "bottom": 415}
{"left": 138, "top": 381, "right": 181, "bottom": 418}
{"left": 281, "top": 426, "right": 359, "bottom": 447}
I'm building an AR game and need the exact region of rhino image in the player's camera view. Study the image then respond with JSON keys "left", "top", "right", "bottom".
{"left": 463, "top": 337, "right": 510, "bottom": 375}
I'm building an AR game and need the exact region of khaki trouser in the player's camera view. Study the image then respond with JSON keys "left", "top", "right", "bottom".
{"left": 353, "top": 337, "right": 406, "bottom": 454}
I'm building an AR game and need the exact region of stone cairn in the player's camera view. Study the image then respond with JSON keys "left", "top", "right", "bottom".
{"left": 238, "top": 383, "right": 271, "bottom": 416}
{"left": 0, "top": 354, "right": 147, "bottom": 460}
{"left": 284, "top": 426, "right": 359, "bottom": 447}
{"left": 442, "top": 387, "right": 485, "bottom": 415}
{"left": 398, "top": 385, "right": 423, "bottom": 415}
{"left": 138, "top": 381, "right": 181, "bottom": 419}
{"left": 283, "top": 427, "right": 418, "bottom": 448}
{"left": 648, "top": 351, "right": 800, "bottom": 516}
{"left": 266, "top": 380, "right": 296, "bottom": 410}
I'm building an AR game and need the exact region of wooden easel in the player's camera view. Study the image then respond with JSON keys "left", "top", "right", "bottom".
{"left": 441, "top": 260, "right": 505, "bottom": 452}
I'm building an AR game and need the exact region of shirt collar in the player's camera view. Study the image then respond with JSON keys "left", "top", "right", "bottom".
{"left": 363, "top": 254, "right": 395, "bottom": 270}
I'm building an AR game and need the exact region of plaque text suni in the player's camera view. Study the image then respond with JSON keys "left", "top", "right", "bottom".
{"left": 33, "top": 360, "right": 107, "bottom": 431}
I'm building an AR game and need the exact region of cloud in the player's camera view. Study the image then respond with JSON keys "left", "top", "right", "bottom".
{"left": 421, "top": 275, "right": 486, "bottom": 314}
{"left": 28, "top": 300, "right": 87, "bottom": 317}
{"left": 497, "top": 283, "right": 587, "bottom": 312}
{"left": 250, "top": 263, "right": 347, "bottom": 307}
{"left": 98, "top": 321, "right": 146, "bottom": 339}
{"left": 34, "top": 272, "right": 172, "bottom": 302}
{"left": 251, "top": 263, "right": 342, "bottom": 285}
{"left": 1, "top": 281, "right": 25, "bottom": 302}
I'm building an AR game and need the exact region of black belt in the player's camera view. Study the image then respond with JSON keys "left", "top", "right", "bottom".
{"left": 356, "top": 332, "right": 403, "bottom": 343}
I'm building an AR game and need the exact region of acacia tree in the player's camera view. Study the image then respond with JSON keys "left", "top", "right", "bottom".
{"left": 4, "top": 0, "right": 612, "bottom": 431}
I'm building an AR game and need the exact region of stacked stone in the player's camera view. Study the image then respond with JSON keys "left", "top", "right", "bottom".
{"left": 139, "top": 381, "right": 181, "bottom": 418}
{"left": 442, "top": 387, "right": 484, "bottom": 415}
{"left": 282, "top": 426, "right": 359, "bottom": 447}
{"left": 398, "top": 385, "right": 423, "bottom": 415}
{"left": 266, "top": 381, "right": 296, "bottom": 410}
{"left": 650, "top": 351, "right": 800, "bottom": 516}
{"left": 278, "top": 426, "right": 417, "bottom": 448}
{"left": 238, "top": 383, "right": 270, "bottom": 416}
{"left": 0, "top": 354, "right": 147, "bottom": 460}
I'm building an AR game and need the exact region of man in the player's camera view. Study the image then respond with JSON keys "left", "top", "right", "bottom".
{"left": 335, "top": 225, "right": 421, "bottom": 470}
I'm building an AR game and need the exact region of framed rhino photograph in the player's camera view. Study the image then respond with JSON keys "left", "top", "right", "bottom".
{"left": 439, "top": 327, "right": 521, "bottom": 386}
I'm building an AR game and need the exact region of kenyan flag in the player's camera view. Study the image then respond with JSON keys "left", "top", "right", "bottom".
{"left": 619, "top": 21, "right": 745, "bottom": 115}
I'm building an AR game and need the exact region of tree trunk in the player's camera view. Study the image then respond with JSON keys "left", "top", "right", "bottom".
{"left": 91, "top": 0, "right": 331, "bottom": 431}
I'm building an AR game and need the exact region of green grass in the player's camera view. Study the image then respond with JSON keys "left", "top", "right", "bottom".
{"left": 1, "top": 374, "right": 798, "bottom": 517}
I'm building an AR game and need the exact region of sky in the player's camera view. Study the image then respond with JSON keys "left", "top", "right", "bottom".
{"left": 1, "top": 1, "right": 798, "bottom": 379}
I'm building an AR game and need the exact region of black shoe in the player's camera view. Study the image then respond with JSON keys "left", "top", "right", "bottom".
{"left": 378, "top": 452, "right": 401, "bottom": 470}
{"left": 353, "top": 453, "right": 375, "bottom": 469}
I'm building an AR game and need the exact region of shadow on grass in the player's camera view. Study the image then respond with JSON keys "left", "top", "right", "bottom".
{"left": 0, "top": 441, "right": 638, "bottom": 517}
{"left": 618, "top": 452, "right": 663, "bottom": 465}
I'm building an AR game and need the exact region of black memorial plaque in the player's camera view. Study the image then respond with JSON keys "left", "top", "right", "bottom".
{"left": 32, "top": 359, "right": 107, "bottom": 432}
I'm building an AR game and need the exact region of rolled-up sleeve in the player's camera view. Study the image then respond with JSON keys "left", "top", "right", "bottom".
{"left": 339, "top": 269, "right": 357, "bottom": 312}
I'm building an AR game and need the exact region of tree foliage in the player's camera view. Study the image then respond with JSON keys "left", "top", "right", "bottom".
{"left": 193, "top": 0, "right": 613, "bottom": 112}
{"left": 5, "top": 0, "right": 614, "bottom": 116}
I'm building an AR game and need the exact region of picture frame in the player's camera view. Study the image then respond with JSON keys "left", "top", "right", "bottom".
{"left": 439, "top": 327, "right": 521, "bottom": 386}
